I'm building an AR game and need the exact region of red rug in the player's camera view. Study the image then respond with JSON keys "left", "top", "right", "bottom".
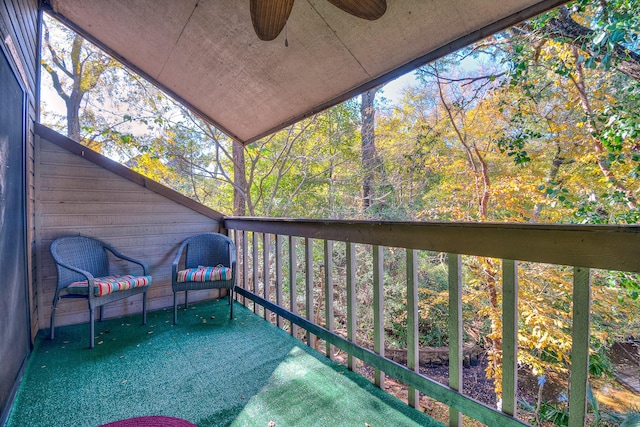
{"left": 99, "top": 416, "right": 197, "bottom": 427}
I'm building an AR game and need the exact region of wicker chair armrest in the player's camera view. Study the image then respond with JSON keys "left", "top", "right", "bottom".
{"left": 55, "top": 260, "right": 97, "bottom": 292}
{"left": 104, "top": 244, "right": 149, "bottom": 275}
{"left": 171, "top": 238, "right": 191, "bottom": 280}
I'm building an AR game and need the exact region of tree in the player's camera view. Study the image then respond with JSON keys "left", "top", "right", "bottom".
{"left": 361, "top": 87, "right": 382, "bottom": 213}
{"left": 41, "top": 18, "right": 117, "bottom": 144}
{"left": 375, "top": 1, "right": 640, "bottom": 398}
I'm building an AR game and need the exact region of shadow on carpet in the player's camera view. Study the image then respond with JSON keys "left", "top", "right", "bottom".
{"left": 7, "top": 300, "right": 442, "bottom": 427}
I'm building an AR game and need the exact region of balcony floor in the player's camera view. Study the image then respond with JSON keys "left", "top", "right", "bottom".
{"left": 7, "top": 299, "right": 441, "bottom": 427}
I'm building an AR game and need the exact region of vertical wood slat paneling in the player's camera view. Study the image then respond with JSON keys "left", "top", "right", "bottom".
{"left": 346, "top": 242, "right": 356, "bottom": 370}
{"left": 373, "top": 245, "right": 385, "bottom": 388}
{"left": 275, "top": 234, "right": 283, "bottom": 328}
{"left": 305, "top": 238, "right": 315, "bottom": 348}
{"left": 289, "top": 236, "right": 298, "bottom": 338}
{"left": 34, "top": 135, "right": 45, "bottom": 338}
{"left": 448, "top": 253, "right": 463, "bottom": 427}
{"left": 502, "top": 259, "right": 518, "bottom": 417}
{"left": 0, "top": 0, "right": 37, "bottom": 93}
{"left": 569, "top": 267, "right": 592, "bottom": 427}
{"left": 34, "top": 133, "right": 223, "bottom": 329}
{"left": 324, "top": 239, "right": 334, "bottom": 359}
{"left": 406, "top": 249, "right": 419, "bottom": 408}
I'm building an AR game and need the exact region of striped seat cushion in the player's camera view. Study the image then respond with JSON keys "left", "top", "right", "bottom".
{"left": 67, "top": 275, "right": 151, "bottom": 297}
{"left": 176, "top": 266, "right": 232, "bottom": 283}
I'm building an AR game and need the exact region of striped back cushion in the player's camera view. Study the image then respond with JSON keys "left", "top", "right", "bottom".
{"left": 67, "top": 275, "right": 151, "bottom": 297}
{"left": 176, "top": 265, "right": 232, "bottom": 283}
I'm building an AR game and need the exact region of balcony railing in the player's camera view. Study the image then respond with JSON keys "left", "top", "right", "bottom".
{"left": 223, "top": 217, "right": 640, "bottom": 427}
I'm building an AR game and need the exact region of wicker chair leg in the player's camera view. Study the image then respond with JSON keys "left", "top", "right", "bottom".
{"left": 50, "top": 291, "right": 60, "bottom": 340}
{"left": 230, "top": 288, "right": 234, "bottom": 319}
{"left": 89, "top": 307, "right": 95, "bottom": 349}
{"left": 184, "top": 290, "right": 189, "bottom": 310}
{"left": 142, "top": 291, "right": 147, "bottom": 325}
{"left": 99, "top": 305, "right": 104, "bottom": 322}
{"left": 173, "top": 292, "right": 178, "bottom": 325}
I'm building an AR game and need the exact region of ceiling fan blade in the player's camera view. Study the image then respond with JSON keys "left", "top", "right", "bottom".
{"left": 326, "top": 0, "right": 387, "bottom": 20}
{"left": 250, "top": 0, "right": 295, "bottom": 41}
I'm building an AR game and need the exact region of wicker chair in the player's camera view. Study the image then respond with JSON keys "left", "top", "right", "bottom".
{"left": 172, "top": 233, "right": 236, "bottom": 324}
{"left": 50, "top": 235, "right": 151, "bottom": 348}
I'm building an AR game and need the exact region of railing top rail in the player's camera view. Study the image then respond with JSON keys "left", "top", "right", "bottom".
{"left": 223, "top": 217, "right": 640, "bottom": 273}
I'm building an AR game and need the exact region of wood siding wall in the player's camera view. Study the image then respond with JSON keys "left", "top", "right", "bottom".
{"left": 0, "top": 0, "right": 39, "bottom": 339}
{"left": 35, "top": 125, "right": 226, "bottom": 329}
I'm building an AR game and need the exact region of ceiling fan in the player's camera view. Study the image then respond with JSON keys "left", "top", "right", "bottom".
{"left": 250, "top": 0, "right": 387, "bottom": 41}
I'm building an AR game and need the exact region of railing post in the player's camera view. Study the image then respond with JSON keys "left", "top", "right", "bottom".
{"left": 289, "top": 235, "right": 298, "bottom": 338}
{"left": 502, "top": 259, "right": 518, "bottom": 417}
{"left": 448, "top": 253, "right": 462, "bottom": 427}
{"left": 407, "top": 249, "right": 419, "bottom": 408}
{"left": 569, "top": 267, "right": 591, "bottom": 427}
{"left": 252, "top": 232, "right": 260, "bottom": 315}
{"left": 373, "top": 245, "right": 385, "bottom": 388}
{"left": 347, "top": 242, "right": 357, "bottom": 370}
{"left": 275, "top": 234, "right": 283, "bottom": 328}
{"left": 305, "top": 238, "right": 315, "bottom": 348}
{"left": 324, "top": 239, "right": 335, "bottom": 359}
{"left": 263, "top": 233, "right": 271, "bottom": 321}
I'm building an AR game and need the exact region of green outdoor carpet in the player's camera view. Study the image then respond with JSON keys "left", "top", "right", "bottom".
{"left": 7, "top": 300, "right": 442, "bottom": 427}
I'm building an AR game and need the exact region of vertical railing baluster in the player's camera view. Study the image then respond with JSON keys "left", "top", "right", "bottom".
{"left": 263, "top": 233, "right": 270, "bottom": 321}
{"left": 324, "top": 239, "right": 335, "bottom": 359}
{"left": 242, "top": 230, "right": 248, "bottom": 307}
{"left": 289, "top": 236, "right": 298, "bottom": 338}
{"left": 347, "top": 242, "right": 356, "bottom": 370}
{"left": 569, "top": 267, "right": 591, "bottom": 427}
{"left": 407, "top": 249, "right": 419, "bottom": 408}
{"left": 305, "top": 238, "right": 315, "bottom": 348}
{"left": 448, "top": 253, "right": 462, "bottom": 427}
{"left": 275, "top": 234, "right": 283, "bottom": 328}
{"left": 502, "top": 259, "right": 518, "bottom": 417}
{"left": 233, "top": 229, "right": 239, "bottom": 303}
{"left": 373, "top": 245, "right": 385, "bottom": 388}
{"left": 252, "top": 232, "right": 259, "bottom": 315}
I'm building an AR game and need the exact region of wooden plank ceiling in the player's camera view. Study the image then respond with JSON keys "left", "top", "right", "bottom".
{"left": 46, "top": 0, "right": 566, "bottom": 145}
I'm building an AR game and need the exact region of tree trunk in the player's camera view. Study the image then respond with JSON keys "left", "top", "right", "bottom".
{"left": 361, "top": 87, "right": 379, "bottom": 212}
{"left": 232, "top": 140, "right": 247, "bottom": 216}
